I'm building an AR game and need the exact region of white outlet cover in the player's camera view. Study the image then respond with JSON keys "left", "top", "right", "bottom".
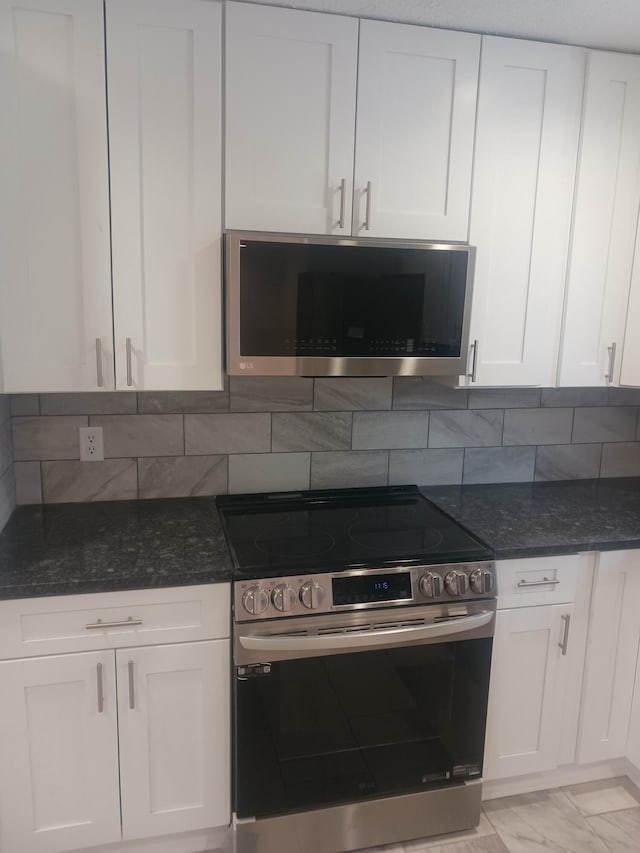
{"left": 79, "top": 426, "right": 104, "bottom": 462}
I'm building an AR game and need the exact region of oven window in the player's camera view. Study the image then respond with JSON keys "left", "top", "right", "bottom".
{"left": 235, "top": 638, "right": 492, "bottom": 819}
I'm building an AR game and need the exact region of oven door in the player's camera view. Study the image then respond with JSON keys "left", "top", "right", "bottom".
{"left": 234, "top": 600, "right": 494, "bottom": 821}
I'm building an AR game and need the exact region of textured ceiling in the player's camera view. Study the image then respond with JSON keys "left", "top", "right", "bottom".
{"left": 245, "top": 0, "right": 640, "bottom": 53}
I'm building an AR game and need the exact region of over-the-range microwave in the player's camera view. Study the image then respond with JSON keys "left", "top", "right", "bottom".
{"left": 224, "top": 231, "right": 476, "bottom": 378}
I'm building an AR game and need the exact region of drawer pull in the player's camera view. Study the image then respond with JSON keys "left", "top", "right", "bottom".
{"left": 516, "top": 577, "right": 560, "bottom": 588}
{"left": 85, "top": 617, "right": 143, "bottom": 630}
{"left": 559, "top": 613, "right": 571, "bottom": 656}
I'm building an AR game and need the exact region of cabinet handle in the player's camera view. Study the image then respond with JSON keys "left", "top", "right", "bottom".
{"left": 604, "top": 342, "right": 617, "bottom": 383}
{"left": 559, "top": 613, "right": 571, "bottom": 656}
{"left": 126, "top": 338, "right": 133, "bottom": 387}
{"left": 128, "top": 660, "right": 135, "bottom": 710}
{"left": 467, "top": 339, "right": 478, "bottom": 383}
{"left": 95, "top": 338, "right": 103, "bottom": 388}
{"left": 97, "top": 662, "right": 104, "bottom": 713}
{"left": 338, "top": 178, "right": 346, "bottom": 229}
{"left": 364, "top": 181, "right": 372, "bottom": 231}
{"left": 516, "top": 577, "right": 560, "bottom": 588}
{"left": 85, "top": 617, "right": 142, "bottom": 630}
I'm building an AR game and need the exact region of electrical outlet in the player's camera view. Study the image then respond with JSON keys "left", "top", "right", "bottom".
{"left": 79, "top": 426, "right": 104, "bottom": 462}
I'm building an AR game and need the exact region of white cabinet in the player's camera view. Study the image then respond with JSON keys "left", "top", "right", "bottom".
{"left": 0, "top": 0, "right": 223, "bottom": 394}
{"left": 466, "top": 36, "right": 584, "bottom": 387}
{"left": 225, "top": 3, "right": 480, "bottom": 241}
{"left": 0, "top": 584, "right": 231, "bottom": 853}
{"left": 621, "top": 227, "right": 640, "bottom": 387}
{"left": 0, "top": 0, "right": 113, "bottom": 394}
{"left": 107, "top": 0, "right": 223, "bottom": 391}
{"left": 578, "top": 549, "right": 640, "bottom": 763}
{"left": 560, "top": 52, "right": 640, "bottom": 387}
{"left": 484, "top": 554, "right": 593, "bottom": 780}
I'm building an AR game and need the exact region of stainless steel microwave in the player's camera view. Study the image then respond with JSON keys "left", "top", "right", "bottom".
{"left": 224, "top": 232, "right": 476, "bottom": 378}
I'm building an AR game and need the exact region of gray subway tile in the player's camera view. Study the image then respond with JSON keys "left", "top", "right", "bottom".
{"left": 600, "top": 443, "right": 640, "bottom": 477}
{"left": 0, "top": 418, "right": 12, "bottom": 477}
{"left": 310, "top": 451, "right": 388, "bottom": 489}
{"left": 428, "top": 410, "right": 503, "bottom": 448}
{"left": 389, "top": 449, "right": 463, "bottom": 486}
{"left": 503, "top": 408, "right": 573, "bottom": 446}
{"left": 463, "top": 446, "right": 536, "bottom": 485}
{"left": 228, "top": 453, "right": 310, "bottom": 494}
{"left": 393, "top": 378, "right": 469, "bottom": 410}
{"left": 90, "top": 415, "right": 183, "bottom": 458}
{"left": 185, "top": 413, "right": 270, "bottom": 454}
{"left": 0, "top": 466, "right": 15, "bottom": 531}
{"left": 469, "top": 388, "right": 541, "bottom": 409}
{"left": 14, "top": 461, "right": 42, "bottom": 505}
{"left": 352, "top": 412, "right": 429, "bottom": 450}
{"left": 0, "top": 395, "right": 10, "bottom": 424}
{"left": 138, "top": 390, "right": 229, "bottom": 414}
{"left": 542, "top": 387, "right": 609, "bottom": 407}
{"left": 40, "top": 392, "right": 137, "bottom": 416}
{"left": 10, "top": 394, "right": 39, "bottom": 416}
{"left": 535, "top": 444, "right": 602, "bottom": 482}
{"left": 572, "top": 407, "right": 637, "bottom": 443}
{"left": 13, "top": 416, "right": 87, "bottom": 461}
{"left": 42, "top": 459, "right": 137, "bottom": 503}
{"left": 138, "top": 455, "right": 227, "bottom": 499}
{"left": 314, "top": 378, "right": 393, "bottom": 411}
{"left": 229, "top": 376, "right": 313, "bottom": 411}
{"left": 272, "top": 413, "right": 351, "bottom": 451}
{"left": 608, "top": 387, "right": 640, "bottom": 406}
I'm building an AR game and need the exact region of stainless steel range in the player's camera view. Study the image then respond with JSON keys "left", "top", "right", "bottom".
{"left": 217, "top": 485, "right": 496, "bottom": 853}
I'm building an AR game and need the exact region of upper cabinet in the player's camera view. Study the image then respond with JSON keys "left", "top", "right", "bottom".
{"left": 465, "top": 36, "right": 584, "bottom": 387}
{"left": 0, "top": 0, "right": 113, "bottom": 393}
{"left": 0, "top": 0, "right": 223, "bottom": 394}
{"left": 225, "top": 3, "right": 480, "bottom": 241}
{"left": 559, "top": 51, "right": 640, "bottom": 387}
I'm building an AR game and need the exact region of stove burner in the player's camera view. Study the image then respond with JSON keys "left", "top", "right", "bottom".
{"left": 347, "top": 516, "right": 444, "bottom": 554}
{"left": 254, "top": 514, "right": 336, "bottom": 560}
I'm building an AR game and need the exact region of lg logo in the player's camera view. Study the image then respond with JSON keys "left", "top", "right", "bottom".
{"left": 239, "top": 362, "right": 255, "bottom": 370}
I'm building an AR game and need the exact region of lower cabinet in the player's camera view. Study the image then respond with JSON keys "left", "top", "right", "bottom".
{"left": 483, "top": 554, "right": 593, "bottom": 780}
{"left": 0, "top": 585, "right": 230, "bottom": 853}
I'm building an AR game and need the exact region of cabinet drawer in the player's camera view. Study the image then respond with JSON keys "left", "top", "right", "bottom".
{"left": 497, "top": 556, "right": 580, "bottom": 609}
{"left": 0, "top": 583, "right": 230, "bottom": 660}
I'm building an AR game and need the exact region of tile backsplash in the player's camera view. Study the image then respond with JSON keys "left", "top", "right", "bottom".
{"left": 0, "top": 394, "right": 15, "bottom": 528}
{"left": 9, "top": 377, "right": 640, "bottom": 505}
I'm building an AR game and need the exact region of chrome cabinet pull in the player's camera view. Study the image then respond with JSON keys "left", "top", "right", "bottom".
{"left": 85, "top": 617, "right": 142, "bottom": 630}
{"left": 126, "top": 337, "right": 133, "bottom": 387}
{"left": 517, "top": 577, "right": 560, "bottom": 588}
{"left": 467, "top": 339, "right": 478, "bottom": 383}
{"left": 559, "top": 613, "right": 571, "bottom": 656}
{"left": 364, "top": 181, "right": 372, "bottom": 231}
{"left": 128, "top": 660, "right": 135, "bottom": 710}
{"left": 604, "top": 342, "right": 617, "bottom": 383}
{"left": 338, "top": 178, "right": 346, "bottom": 229}
{"left": 97, "top": 662, "right": 104, "bottom": 713}
{"left": 95, "top": 338, "right": 103, "bottom": 388}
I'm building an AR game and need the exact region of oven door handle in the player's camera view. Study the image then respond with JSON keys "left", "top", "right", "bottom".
{"left": 238, "top": 610, "right": 494, "bottom": 652}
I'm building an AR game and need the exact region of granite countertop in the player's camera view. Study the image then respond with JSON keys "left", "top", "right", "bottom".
{"left": 422, "top": 477, "right": 640, "bottom": 560}
{"left": 0, "top": 497, "right": 232, "bottom": 600}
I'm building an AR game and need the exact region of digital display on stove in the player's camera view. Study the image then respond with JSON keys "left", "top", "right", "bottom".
{"left": 332, "top": 572, "right": 412, "bottom": 606}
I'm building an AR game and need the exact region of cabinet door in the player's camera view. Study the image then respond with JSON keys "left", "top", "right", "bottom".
{"left": 107, "top": 0, "right": 223, "bottom": 391}
{"left": 578, "top": 550, "right": 640, "bottom": 763}
{"left": 621, "top": 229, "right": 640, "bottom": 387}
{"left": 560, "top": 51, "right": 640, "bottom": 387}
{"left": 117, "top": 640, "right": 230, "bottom": 839}
{"left": 225, "top": 2, "right": 358, "bottom": 235}
{"left": 0, "top": 651, "right": 120, "bottom": 853}
{"left": 0, "top": 0, "right": 113, "bottom": 393}
{"left": 354, "top": 21, "right": 479, "bottom": 241}
{"left": 484, "top": 604, "right": 574, "bottom": 780}
{"left": 467, "top": 36, "right": 584, "bottom": 386}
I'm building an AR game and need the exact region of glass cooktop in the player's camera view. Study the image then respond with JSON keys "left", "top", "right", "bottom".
{"left": 216, "top": 485, "right": 493, "bottom": 580}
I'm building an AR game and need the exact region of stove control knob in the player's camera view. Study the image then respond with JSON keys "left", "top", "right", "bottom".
{"left": 419, "top": 572, "right": 443, "bottom": 599}
{"left": 445, "top": 570, "right": 470, "bottom": 597}
{"left": 272, "top": 583, "right": 298, "bottom": 613}
{"left": 242, "top": 585, "right": 270, "bottom": 616}
{"left": 470, "top": 568, "right": 494, "bottom": 595}
{"left": 300, "top": 581, "right": 326, "bottom": 610}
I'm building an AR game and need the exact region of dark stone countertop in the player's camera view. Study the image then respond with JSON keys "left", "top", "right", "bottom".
{"left": 422, "top": 477, "right": 640, "bottom": 560}
{"left": 0, "top": 497, "right": 232, "bottom": 600}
